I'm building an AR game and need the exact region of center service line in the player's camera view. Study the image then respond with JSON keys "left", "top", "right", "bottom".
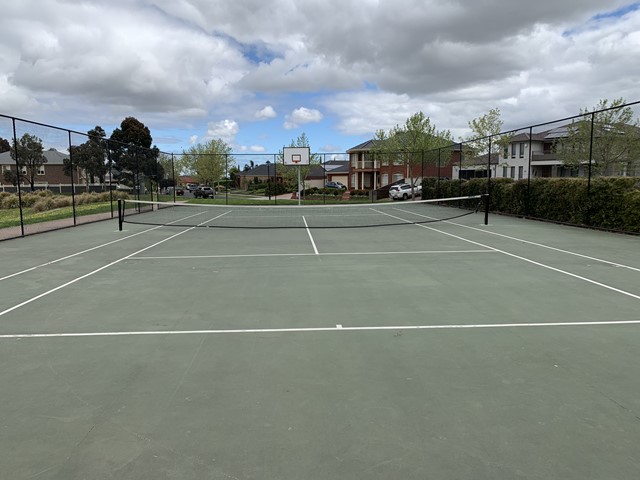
{"left": 302, "top": 216, "right": 319, "bottom": 255}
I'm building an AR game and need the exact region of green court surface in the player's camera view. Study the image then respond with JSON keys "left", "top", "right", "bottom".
{"left": 1, "top": 203, "right": 639, "bottom": 479}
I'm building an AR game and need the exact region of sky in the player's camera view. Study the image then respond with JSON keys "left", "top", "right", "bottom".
{"left": 1, "top": 0, "right": 639, "bottom": 168}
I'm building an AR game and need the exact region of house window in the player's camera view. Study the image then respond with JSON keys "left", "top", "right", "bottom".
{"left": 503, "top": 146, "right": 509, "bottom": 159}
{"left": 392, "top": 172, "right": 403, "bottom": 183}
{"left": 518, "top": 166, "right": 523, "bottom": 179}
{"left": 20, "top": 166, "right": 27, "bottom": 175}
{"left": 381, "top": 156, "right": 389, "bottom": 166}
{"left": 351, "top": 174, "right": 357, "bottom": 189}
{"left": 511, "top": 144, "right": 516, "bottom": 158}
{"left": 519, "top": 143, "right": 525, "bottom": 158}
{"left": 502, "top": 166, "right": 508, "bottom": 177}
{"left": 2, "top": 165, "right": 11, "bottom": 172}
{"left": 37, "top": 165, "right": 45, "bottom": 175}
{"left": 510, "top": 166, "right": 515, "bottom": 178}
{"left": 381, "top": 173, "right": 388, "bottom": 186}
{"left": 350, "top": 154, "right": 357, "bottom": 167}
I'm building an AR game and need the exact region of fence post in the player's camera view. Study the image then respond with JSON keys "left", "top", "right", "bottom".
{"left": 585, "top": 111, "right": 595, "bottom": 225}
{"left": 68, "top": 131, "right": 77, "bottom": 225}
{"left": 526, "top": 126, "right": 533, "bottom": 217}
{"left": 11, "top": 118, "right": 25, "bottom": 236}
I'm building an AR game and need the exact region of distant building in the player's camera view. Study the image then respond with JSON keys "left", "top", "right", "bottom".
{"left": 0, "top": 148, "right": 83, "bottom": 187}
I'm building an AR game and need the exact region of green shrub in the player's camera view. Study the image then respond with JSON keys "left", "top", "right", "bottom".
{"left": 32, "top": 198, "right": 55, "bottom": 213}
{"left": 421, "top": 176, "right": 640, "bottom": 232}
{"left": 1, "top": 194, "right": 19, "bottom": 209}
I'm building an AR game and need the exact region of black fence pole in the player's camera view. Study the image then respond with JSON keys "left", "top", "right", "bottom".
{"left": 485, "top": 137, "right": 492, "bottom": 225}
{"left": 68, "top": 131, "right": 77, "bottom": 225}
{"left": 526, "top": 126, "right": 533, "bottom": 217}
{"left": 459, "top": 143, "right": 463, "bottom": 204}
{"left": 107, "top": 141, "right": 114, "bottom": 217}
{"left": 437, "top": 148, "right": 441, "bottom": 198}
{"left": 11, "top": 118, "right": 25, "bottom": 236}
{"left": 274, "top": 154, "right": 277, "bottom": 205}
{"left": 323, "top": 154, "right": 326, "bottom": 205}
{"left": 586, "top": 112, "right": 595, "bottom": 225}
{"left": 171, "top": 153, "right": 176, "bottom": 203}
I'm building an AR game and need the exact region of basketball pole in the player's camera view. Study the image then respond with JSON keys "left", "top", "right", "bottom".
{"left": 297, "top": 163, "right": 301, "bottom": 206}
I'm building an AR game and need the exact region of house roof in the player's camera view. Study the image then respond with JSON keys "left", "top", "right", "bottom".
{"left": 463, "top": 152, "right": 501, "bottom": 166}
{"left": 0, "top": 148, "right": 68, "bottom": 165}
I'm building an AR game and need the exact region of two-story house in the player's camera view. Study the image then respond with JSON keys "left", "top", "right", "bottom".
{"left": 346, "top": 140, "right": 460, "bottom": 190}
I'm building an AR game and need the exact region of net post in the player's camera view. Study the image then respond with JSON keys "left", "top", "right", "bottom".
{"left": 483, "top": 193, "right": 489, "bottom": 225}
{"left": 118, "top": 199, "right": 123, "bottom": 231}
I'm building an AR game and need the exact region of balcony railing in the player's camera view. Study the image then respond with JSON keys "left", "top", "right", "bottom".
{"left": 531, "top": 153, "right": 559, "bottom": 162}
{"left": 351, "top": 161, "right": 380, "bottom": 169}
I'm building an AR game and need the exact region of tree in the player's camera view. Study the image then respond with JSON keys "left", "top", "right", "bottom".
{"left": 373, "top": 112, "right": 452, "bottom": 196}
{"left": 462, "top": 107, "right": 510, "bottom": 174}
{"left": 157, "top": 153, "right": 177, "bottom": 188}
{"left": 109, "top": 117, "right": 162, "bottom": 190}
{"left": 10, "top": 133, "right": 46, "bottom": 191}
{"left": 181, "top": 138, "right": 233, "bottom": 187}
{"left": 65, "top": 126, "right": 108, "bottom": 188}
{"left": 555, "top": 98, "right": 640, "bottom": 176}
{"left": 0, "top": 137, "right": 10, "bottom": 153}
{"left": 3, "top": 169, "right": 17, "bottom": 186}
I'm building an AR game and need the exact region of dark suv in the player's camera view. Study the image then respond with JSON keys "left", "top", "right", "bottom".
{"left": 194, "top": 186, "right": 215, "bottom": 198}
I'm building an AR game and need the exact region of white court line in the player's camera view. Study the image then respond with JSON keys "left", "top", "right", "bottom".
{"left": 0, "top": 211, "right": 231, "bottom": 318}
{"left": 302, "top": 216, "right": 319, "bottom": 255}
{"left": 2, "top": 319, "right": 640, "bottom": 339}
{"left": 130, "top": 249, "right": 494, "bottom": 260}
{"left": 0, "top": 210, "right": 208, "bottom": 282}
{"left": 374, "top": 209, "right": 640, "bottom": 302}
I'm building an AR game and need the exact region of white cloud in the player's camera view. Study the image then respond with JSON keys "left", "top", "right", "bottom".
{"left": 206, "top": 119, "right": 239, "bottom": 143}
{"left": 255, "top": 106, "right": 277, "bottom": 120}
{"left": 189, "top": 135, "right": 198, "bottom": 145}
{"left": 0, "top": 1, "right": 639, "bottom": 152}
{"left": 284, "top": 107, "right": 323, "bottom": 130}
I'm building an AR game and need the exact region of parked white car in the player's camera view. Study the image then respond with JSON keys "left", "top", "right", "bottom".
{"left": 389, "top": 183, "right": 422, "bottom": 200}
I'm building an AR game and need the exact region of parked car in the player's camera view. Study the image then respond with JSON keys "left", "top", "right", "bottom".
{"left": 389, "top": 183, "right": 422, "bottom": 200}
{"left": 175, "top": 186, "right": 184, "bottom": 196}
{"left": 325, "top": 181, "right": 346, "bottom": 190}
{"left": 186, "top": 183, "right": 199, "bottom": 192}
{"left": 194, "top": 186, "right": 215, "bottom": 198}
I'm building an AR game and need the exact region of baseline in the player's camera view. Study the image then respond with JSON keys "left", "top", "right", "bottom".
{"left": 2, "top": 319, "right": 640, "bottom": 339}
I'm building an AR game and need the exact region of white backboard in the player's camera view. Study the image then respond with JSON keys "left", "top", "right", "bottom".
{"left": 283, "top": 147, "right": 310, "bottom": 165}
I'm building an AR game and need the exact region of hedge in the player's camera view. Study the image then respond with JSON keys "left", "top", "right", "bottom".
{"left": 1, "top": 190, "right": 130, "bottom": 212}
{"left": 421, "top": 177, "right": 640, "bottom": 233}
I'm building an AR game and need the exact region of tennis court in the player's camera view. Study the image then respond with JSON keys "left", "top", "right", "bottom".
{"left": 1, "top": 198, "right": 639, "bottom": 479}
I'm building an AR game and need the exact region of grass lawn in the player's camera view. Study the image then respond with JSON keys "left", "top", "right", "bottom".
{"left": 0, "top": 202, "right": 115, "bottom": 229}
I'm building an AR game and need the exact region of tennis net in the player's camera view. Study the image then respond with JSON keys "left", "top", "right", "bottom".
{"left": 118, "top": 195, "right": 487, "bottom": 230}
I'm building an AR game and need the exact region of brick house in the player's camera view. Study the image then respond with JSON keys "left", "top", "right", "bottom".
{"left": 0, "top": 148, "right": 84, "bottom": 188}
{"left": 346, "top": 140, "right": 460, "bottom": 190}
